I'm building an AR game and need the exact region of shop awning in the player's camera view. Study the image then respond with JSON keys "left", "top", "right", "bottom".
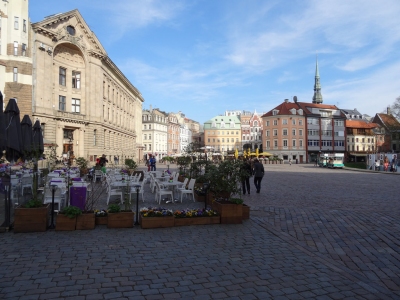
{"left": 349, "top": 153, "right": 367, "bottom": 157}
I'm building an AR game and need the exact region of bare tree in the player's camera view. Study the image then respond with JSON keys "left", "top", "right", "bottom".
{"left": 385, "top": 96, "right": 400, "bottom": 120}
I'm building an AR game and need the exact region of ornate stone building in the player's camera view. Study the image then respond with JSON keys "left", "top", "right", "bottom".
{"left": 0, "top": 0, "right": 32, "bottom": 117}
{"left": 31, "top": 10, "right": 144, "bottom": 164}
{"left": 142, "top": 107, "right": 168, "bottom": 160}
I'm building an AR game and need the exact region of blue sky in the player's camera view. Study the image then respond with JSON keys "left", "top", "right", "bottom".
{"left": 30, "top": 0, "right": 400, "bottom": 123}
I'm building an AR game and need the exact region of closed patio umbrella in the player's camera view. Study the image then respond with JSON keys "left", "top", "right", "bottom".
{"left": 20, "top": 115, "right": 33, "bottom": 159}
{"left": 32, "top": 120, "right": 44, "bottom": 156}
{"left": 4, "top": 98, "right": 22, "bottom": 162}
{"left": 0, "top": 91, "right": 6, "bottom": 153}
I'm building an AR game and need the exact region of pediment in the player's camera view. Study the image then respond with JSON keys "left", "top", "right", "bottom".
{"left": 32, "top": 9, "right": 107, "bottom": 58}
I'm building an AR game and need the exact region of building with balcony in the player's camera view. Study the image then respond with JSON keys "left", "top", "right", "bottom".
{"left": 262, "top": 99, "right": 307, "bottom": 162}
{"left": 204, "top": 115, "right": 241, "bottom": 154}
{"left": 31, "top": 10, "right": 144, "bottom": 164}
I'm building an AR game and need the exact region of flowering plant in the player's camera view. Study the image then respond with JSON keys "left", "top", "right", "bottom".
{"left": 120, "top": 169, "right": 129, "bottom": 175}
{"left": 94, "top": 209, "right": 108, "bottom": 217}
{"left": 174, "top": 208, "right": 218, "bottom": 218}
{"left": 140, "top": 207, "right": 173, "bottom": 217}
{"left": 194, "top": 186, "right": 207, "bottom": 196}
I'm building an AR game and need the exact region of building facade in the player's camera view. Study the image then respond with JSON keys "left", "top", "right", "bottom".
{"left": 179, "top": 123, "right": 191, "bottom": 153}
{"left": 203, "top": 115, "right": 241, "bottom": 154}
{"left": 262, "top": 100, "right": 307, "bottom": 162}
{"left": 31, "top": 10, "right": 144, "bottom": 165}
{"left": 372, "top": 109, "right": 400, "bottom": 153}
{"left": 0, "top": 0, "right": 32, "bottom": 117}
{"left": 142, "top": 107, "right": 167, "bottom": 160}
{"left": 167, "top": 112, "right": 180, "bottom": 155}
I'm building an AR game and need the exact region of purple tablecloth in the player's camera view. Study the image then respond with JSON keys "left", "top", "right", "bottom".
{"left": 69, "top": 186, "right": 87, "bottom": 210}
{"left": 72, "top": 177, "right": 82, "bottom": 181}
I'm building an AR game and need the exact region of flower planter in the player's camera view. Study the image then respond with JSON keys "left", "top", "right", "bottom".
{"left": 108, "top": 211, "right": 134, "bottom": 228}
{"left": 95, "top": 216, "right": 108, "bottom": 225}
{"left": 213, "top": 201, "right": 243, "bottom": 224}
{"left": 174, "top": 216, "right": 220, "bottom": 226}
{"left": 14, "top": 204, "right": 50, "bottom": 233}
{"left": 242, "top": 204, "right": 250, "bottom": 220}
{"left": 139, "top": 215, "right": 174, "bottom": 229}
{"left": 76, "top": 213, "right": 95, "bottom": 230}
{"left": 56, "top": 214, "right": 76, "bottom": 231}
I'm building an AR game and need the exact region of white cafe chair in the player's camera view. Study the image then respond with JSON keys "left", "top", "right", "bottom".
{"left": 177, "top": 178, "right": 196, "bottom": 203}
{"left": 154, "top": 181, "right": 173, "bottom": 204}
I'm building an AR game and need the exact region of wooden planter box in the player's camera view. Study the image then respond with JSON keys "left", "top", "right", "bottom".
{"left": 213, "top": 201, "right": 243, "bottom": 224}
{"left": 174, "top": 216, "right": 220, "bottom": 226}
{"left": 76, "top": 213, "right": 95, "bottom": 230}
{"left": 95, "top": 216, "right": 108, "bottom": 225}
{"left": 108, "top": 212, "right": 134, "bottom": 228}
{"left": 242, "top": 204, "right": 250, "bottom": 220}
{"left": 56, "top": 214, "right": 76, "bottom": 231}
{"left": 139, "top": 215, "right": 174, "bottom": 229}
{"left": 14, "top": 204, "right": 49, "bottom": 233}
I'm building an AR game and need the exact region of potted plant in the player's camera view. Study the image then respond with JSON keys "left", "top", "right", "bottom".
{"left": 75, "top": 181, "right": 103, "bottom": 230}
{"left": 14, "top": 198, "right": 50, "bottom": 233}
{"left": 56, "top": 206, "right": 82, "bottom": 231}
{"left": 107, "top": 203, "right": 134, "bottom": 228}
{"left": 173, "top": 208, "right": 219, "bottom": 226}
{"left": 125, "top": 158, "right": 139, "bottom": 177}
{"left": 94, "top": 209, "right": 108, "bottom": 225}
{"left": 205, "top": 160, "right": 247, "bottom": 224}
{"left": 139, "top": 207, "right": 174, "bottom": 229}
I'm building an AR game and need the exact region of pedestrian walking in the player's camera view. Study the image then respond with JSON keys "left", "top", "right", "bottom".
{"left": 252, "top": 158, "right": 264, "bottom": 193}
{"left": 289, "top": 159, "right": 292, "bottom": 166}
{"left": 241, "top": 159, "right": 252, "bottom": 194}
{"left": 150, "top": 156, "right": 157, "bottom": 171}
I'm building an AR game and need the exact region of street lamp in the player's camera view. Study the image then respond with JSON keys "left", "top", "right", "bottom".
{"left": 48, "top": 183, "right": 58, "bottom": 229}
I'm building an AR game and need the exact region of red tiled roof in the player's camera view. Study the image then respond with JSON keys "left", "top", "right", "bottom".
{"left": 346, "top": 120, "right": 378, "bottom": 129}
{"left": 377, "top": 113, "right": 400, "bottom": 127}
{"left": 261, "top": 102, "right": 302, "bottom": 117}
{"left": 296, "top": 102, "right": 339, "bottom": 115}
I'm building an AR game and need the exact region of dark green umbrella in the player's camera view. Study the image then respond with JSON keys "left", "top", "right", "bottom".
{"left": 0, "top": 91, "right": 6, "bottom": 152}
{"left": 21, "top": 115, "right": 33, "bottom": 159}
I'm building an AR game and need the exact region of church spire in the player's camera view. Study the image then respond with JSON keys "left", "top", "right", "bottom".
{"left": 312, "top": 55, "right": 323, "bottom": 104}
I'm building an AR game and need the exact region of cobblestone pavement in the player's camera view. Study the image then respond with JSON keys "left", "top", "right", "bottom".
{"left": 0, "top": 164, "right": 399, "bottom": 299}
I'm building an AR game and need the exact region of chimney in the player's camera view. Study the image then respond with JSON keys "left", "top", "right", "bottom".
{"left": 387, "top": 106, "right": 391, "bottom": 115}
{"left": 284, "top": 99, "right": 289, "bottom": 103}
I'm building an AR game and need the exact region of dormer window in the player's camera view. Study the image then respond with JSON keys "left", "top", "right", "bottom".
{"left": 297, "top": 109, "right": 303, "bottom": 115}
{"left": 211, "top": 121, "right": 217, "bottom": 128}
{"left": 272, "top": 110, "right": 279, "bottom": 116}
{"left": 290, "top": 108, "right": 296, "bottom": 115}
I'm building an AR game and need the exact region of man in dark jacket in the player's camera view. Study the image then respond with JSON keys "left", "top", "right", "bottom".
{"left": 241, "top": 159, "right": 252, "bottom": 194}
{"left": 99, "top": 154, "right": 108, "bottom": 167}
{"left": 252, "top": 159, "right": 264, "bottom": 193}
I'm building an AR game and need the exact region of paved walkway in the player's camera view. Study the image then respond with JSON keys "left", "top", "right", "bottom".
{"left": 0, "top": 164, "right": 399, "bottom": 299}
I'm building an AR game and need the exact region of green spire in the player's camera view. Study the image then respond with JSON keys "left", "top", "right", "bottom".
{"left": 312, "top": 55, "right": 323, "bottom": 104}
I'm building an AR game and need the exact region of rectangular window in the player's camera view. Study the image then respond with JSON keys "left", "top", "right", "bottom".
{"left": 292, "top": 139, "right": 296, "bottom": 147}
{"left": 299, "top": 129, "right": 303, "bottom": 136}
{"left": 144, "top": 134, "right": 147, "bottom": 140}
{"left": 14, "top": 17, "right": 19, "bottom": 30}
{"left": 299, "top": 140, "right": 303, "bottom": 147}
{"left": 334, "top": 120, "right": 344, "bottom": 127}
{"left": 292, "top": 129, "right": 296, "bottom": 136}
{"left": 14, "top": 41, "right": 18, "bottom": 56}
{"left": 307, "top": 118, "right": 318, "bottom": 125}
{"left": 283, "top": 129, "right": 288, "bottom": 136}
{"left": 71, "top": 98, "right": 80, "bottom": 113}
{"left": 149, "top": 144, "right": 152, "bottom": 150}
{"left": 22, "top": 43, "right": 27, "bottom": 56}
{"left": 72, "top": 71, "right": 81, "bottom": 89}
{"left": 266, "top": 141, "right": 270, "bottom": 149}
{"left": 274, "top": 140, "right": 278, "bottom": 148}
{"left": 273, "top": 120, "right": 278, "bottom": 126}
{"left": 266, "top": 121, "right": 270, "bottom": 126}
{"left": 13, "top": 67, "right": 18, "bottom": 82}
{"left": 283, "top": 140, "right": 288, "bottom": 148}
{"left": 334, "top": 140, "right": 344, "bottom": 147}
{"left": 63, "top": 129, "right": 74, "bottom": 139}
{"left": 292, "top": 119, "right": 296, "bottom": 125}
{"left": 59, "top": 95, "right": 66, "bottom": 111}
{"left": 59, "top": 67, "right": 66, "bottom": 86}
{"left": 299, "top": 119, "right": 303, "bottom": 126}
{"left": 273, "top": 129, "right": 278, "bottom": 136}
{"left": 282, "top": 119, "right": 288, "bottom": 125}
{"left": 266, "top": 130, "right": 270, "bottom": 137}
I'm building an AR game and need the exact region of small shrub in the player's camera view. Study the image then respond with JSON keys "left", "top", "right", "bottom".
{"left": 61, "top": 206, "right": 82, "bottom": 219}
{"left": 108, "top": 204, "right": 121, "bottom": 213}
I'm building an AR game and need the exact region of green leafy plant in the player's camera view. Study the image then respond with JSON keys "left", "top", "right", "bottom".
{"left": 23, "top": 199, "right": 43, "bottom": 208}
{"left": 61, "top": 206, "right": 82, "bottom": 219}
{"left": 229, "top": 198, "right": 244, "bottom": 205}
{"left": 76, "top": 157, "right": 89, "bottom": 176}
{"left": 108, "top": 203, "right": 121, "bottom": 213}
{"left": 125, "top": 159, "right": 137, "bottom": 170}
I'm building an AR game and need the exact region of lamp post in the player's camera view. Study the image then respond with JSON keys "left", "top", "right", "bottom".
{"left": 203, "top": 182, "right": 210, "bottom": 210}
{"left": 48, "top": 183, "right": 58, "bottom": 229}
{"left": 133, "top": 183, "right": 141, "bottom": 225}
